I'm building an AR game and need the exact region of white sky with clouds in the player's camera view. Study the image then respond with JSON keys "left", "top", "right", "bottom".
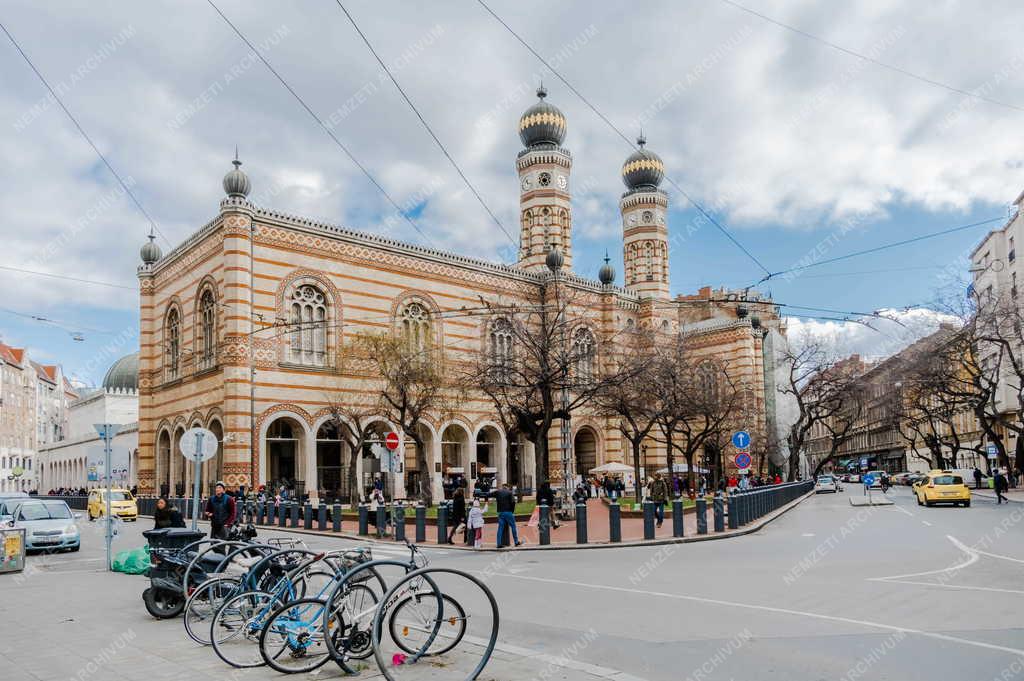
{"left": 2, "top": 0, "right": 1023, "bottom": 380}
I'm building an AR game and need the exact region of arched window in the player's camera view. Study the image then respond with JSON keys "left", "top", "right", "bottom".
{"left": 401, "top": 302, "right": 431, "bottom": 353}
{"left": 660, "top": 243, "right": 669, "bottom": 282}
{"left": 696, "top": 361, "right": 721, "bottom": 402}
{"left": 488, "top": 317, "right": 514, "bottom": 379}
{"left": 521, "top": 209, "right": 532, "bottom": 257}
{"left": 289, "top": 284, "right": 328, "bottom": 366}
{"left": 572, "top": 327, "right": 596, "bottom": 382}
{"left": 644, "top": 242, "right": 654, "bottom": 281}
{"left": 541, "top": 208, "right": 552, "bottom": 251}
{"left": 165, "top": 307, "right": 180, "bottom": 379}
{"left": 198, "top": 288, "right": 216, "bottom": 370}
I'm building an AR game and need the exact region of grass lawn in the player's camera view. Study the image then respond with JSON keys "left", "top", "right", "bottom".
{"left": 605, "top": 496, "right": 697, "bottom": 509}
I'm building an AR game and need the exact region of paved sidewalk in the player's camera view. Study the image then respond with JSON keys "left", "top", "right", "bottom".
{"left": 972, "top": 487, "right": 1024, "bottom": 503}
{"left": 0, "top": 559, "right": 646, "bottom": 681}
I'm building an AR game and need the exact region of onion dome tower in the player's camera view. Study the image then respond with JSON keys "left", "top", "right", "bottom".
{"left": 140, "top": 233, "right": 161, "bottom": 265}
{"left": 516, "top": 86, "right": 573, "bottom": 271}
{"left": 598, "top": 251, "right": 616, "bottom": 286}
{"left": 620, "top": 135, "right": 669, "bottom": 299}
{"left": 223, "top": 152, "right": 251, "bottom": 199}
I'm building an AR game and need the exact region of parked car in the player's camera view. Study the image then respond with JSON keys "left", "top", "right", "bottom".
{"left": 815, "top": 475, "right": 840, "bottom": 494}
{"left": 4, "top": 499, "right": 81, "bottom": 552}
{"left": 0, "top": 491, "right": 30, "bottom": 518}
{"left": 87, "top": 488, "right": 138, "bottom": 521}
{"left": 904, "top": 472, "right": 926, "bottom": 486}
{"left": 847, "top": 473, "right": 861, "bottom": 483}
{"left": 891, "top": 472, "right": 913, "bottom": 486}
{"left": 913, "top": 471, "right": 971, "bottom": 507}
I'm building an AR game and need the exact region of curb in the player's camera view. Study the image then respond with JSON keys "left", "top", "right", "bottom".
{"left": 211, "top": 489, "right": 817, "bottom": 552}
{"left": 971, "top": 490, "right": 1024, "bottom": 504}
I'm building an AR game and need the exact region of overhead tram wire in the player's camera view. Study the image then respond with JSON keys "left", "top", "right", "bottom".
{"left": 474, "top": 0, "right": 772, "bottom": 278}
{"left": 205, "top": 0, "right": 436, "bottom": 248}
{"left": 334, "top": 1, "right": 517, "bottom": 251}
{"left": 0, "top": 21, "right": 171, "bottom": 248}
{"left": 0, "top": 264, "right": 137, "bottom": 291}
{"left": 717, "top": 0, "right": 1024, "bottom": 115}
{"left": 749, "top": 216, "right": 1004, "bottom": 287}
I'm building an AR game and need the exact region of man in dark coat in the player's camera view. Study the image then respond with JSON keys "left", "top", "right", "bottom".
{"left": 204, "top": 482, "right": 236, "bottom": 539}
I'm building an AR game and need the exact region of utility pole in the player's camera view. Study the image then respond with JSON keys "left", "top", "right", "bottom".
{"left": 93, "top": 423, "right": 121, "bottom": 571}
{"left": 546, "top": 247, "right": 574, "bottom": 519}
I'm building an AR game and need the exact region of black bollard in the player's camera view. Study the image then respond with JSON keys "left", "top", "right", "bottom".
{"left": 727, "top": 493, "right": 739, "bottom": 530}
{"left": 317, "top": 503, "right": 327, "bottom": 531}
{"left": 393, "top": 503, "right": 406, "bottom": 542}
{"left": 332, "top": 504, "right": 342, "bottom": 533}
{"left": 376, "top": 505, "right": 387, "bottom": 538}
{"left": 256, "top": 502, "right": 265, "bottom": 525}
{"left": 575, "top": 502, "right": 588, "bottom": 544}
{"left": 642, "top": 501, "right": 656, "bottom": 540}
{"left": 290, "top": 502, "right": 300, "bottom": 528}
{"left": 672, "top": 499, "right": 684, "bottom": 537}
{"left": 303, "top": 502, "right": 313, "bottom": 530}
{"left": 609, "top": 502, "right": 622, "bottom": 542}
{"left": 415, "top": 503, "right": 426, "bottom": 543}
{"left": 696, "top": 497, "right": 708, "bottom": 534}
{"left": 713, "top": 492, "right": 725, "bottom": 532}
{"left": 278, "top": 502, "right": 287, "bottom": 527}
{"left": 358, "top": 503, "right": 369, "bottom": 535}
{"left": 539, "top": 504, "right": 551, "bottom": 545}
{"left": 437, "top": 503, "right": 448, "bottom": 545}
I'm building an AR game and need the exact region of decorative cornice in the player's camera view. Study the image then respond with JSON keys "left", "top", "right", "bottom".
{"left": 620, "top": 190, "right": 669, "bottom": 209}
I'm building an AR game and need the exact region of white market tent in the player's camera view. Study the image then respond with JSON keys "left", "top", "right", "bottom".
{"left": 656, "top": 463, "right": 709, "bottom": 474}
{"left": 589, "top": 462, "right": 634, "bottom": 474}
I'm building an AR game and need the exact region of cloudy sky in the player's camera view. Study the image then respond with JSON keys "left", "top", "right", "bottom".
{"left": 2, "top": 0, "right": 1022, "bottom": 383}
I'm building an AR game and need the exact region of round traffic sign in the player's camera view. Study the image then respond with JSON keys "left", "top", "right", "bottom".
{"left": 385, "top": 432, "right": 400, "bottom": 451}
{"left": 863, "top": 473, "right": 876, "bottom": 486}
{"left": 731, "top": 431, "right": 750, "bottom": 449}
{"left": 179, "top": 427, "right": 219, "bottom": 462}
{"left": 735, "top": 453, "right": 751, "bottom": 469}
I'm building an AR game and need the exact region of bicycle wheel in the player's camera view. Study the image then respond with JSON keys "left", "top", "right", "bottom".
{"left": 184, "top": 575, "right": 240, "bottom": 645}
{"left": 324, "top": 582, "right": 379, "bottom": 662}
{"left": 211, "top": 591, "right": 284, "bottom": 668}
{"left": 388, "top": 592, "right": 467, "bottom": 657}
{"left": 259, "top": 598, "right": 334, "bottom": 674}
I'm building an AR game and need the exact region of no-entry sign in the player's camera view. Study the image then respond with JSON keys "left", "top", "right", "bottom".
{"left": 385, "top": 432, "right": 400, "bottom": 451}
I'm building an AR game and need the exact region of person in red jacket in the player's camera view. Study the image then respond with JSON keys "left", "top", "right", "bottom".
{"left": 773, "top": 474, "right": 782, "bottom": 485}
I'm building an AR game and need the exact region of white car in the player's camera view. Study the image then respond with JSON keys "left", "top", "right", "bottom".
{"left": 815, "top": 475, "right": 840, "bottom": 493}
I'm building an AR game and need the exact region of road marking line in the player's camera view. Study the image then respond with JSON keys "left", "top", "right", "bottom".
{"left": 894, "top": 506, "right": 915, "bottom": 517}
{"left": 866, "top": 535, "right": 977, "bottom": 581}
{"left": 801, "top": 533, "right": 815, "bottom": 537}
{"left": 461, "top": 634, "right": 651, "bottom": 681}
{"left": 880, "top": 579, "right": 1024, "bottom": 595}
{"left": 922, "top": 520, "right": 933, "bottom": 526}
{"left": 482, "top": 571, "right": 1024, "bottom": 657}
{"left": 974, "top": 549, "right": 1024, "bottom": 564}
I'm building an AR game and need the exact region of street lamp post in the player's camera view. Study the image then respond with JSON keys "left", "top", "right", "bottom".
{"left": 546, "top": 247, "right": 574, "bottom": 519}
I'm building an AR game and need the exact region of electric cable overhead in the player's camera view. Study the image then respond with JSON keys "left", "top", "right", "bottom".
{"left": 751, "top": 216, "right": 1004, "bottom": 286}
{"left": 717, "top": 0, "right": 1024, "bottom": 115}
{"left": 205, "top": 0, "right": 437, "bottom": 248}
{"left": 475, "top": 0, "right": 772, "bottom": 277}
{"left": 0, "top": 264, "right": 137, "bottom": 291}
{"left": 0, "top": 21, "right": 171, "bottom": 248}
{"left": 334, "top": 1, "right": 517, "bottom": 251}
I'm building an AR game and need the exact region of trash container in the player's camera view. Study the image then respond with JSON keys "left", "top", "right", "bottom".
{"left": 142, "top": 527, "right": 205, "bottom": 550}
{"left": 1, "top": 528, "right": 25, "bottom": 573}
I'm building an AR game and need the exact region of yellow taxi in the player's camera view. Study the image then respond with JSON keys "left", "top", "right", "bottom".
{"left": 913, "top": 470, "right": 971, "bottom": 508}
{"left": 87, "top": 488, "right": 138, "bottom": 521}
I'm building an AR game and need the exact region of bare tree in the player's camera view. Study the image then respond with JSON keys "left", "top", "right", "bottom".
{"left": 322, "top": 393, "right": 376, "bottom": 508}
{"left": 811, "top": 381, "right": 867, "bottom": 477}
{"left": 471, "top": 284, "right": 633, "bottom": 493}
{"left": 354, "top": 333, "right": 455, "bottom": 507}
{"left": 594, "top": 328, "right": 662, "bottom": 499}
{"left": 674, "top": 358, "right": 746, "bottom": 492}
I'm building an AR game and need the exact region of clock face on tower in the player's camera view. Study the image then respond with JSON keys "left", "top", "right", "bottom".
{"left": 557, "top": 174, "right": 567, "bottom": 190}
{"left": 628, "top": 214, "right": 637, "bottom": 226}
{"left": 521, "top": 176, "right": 532, "bottom": 191}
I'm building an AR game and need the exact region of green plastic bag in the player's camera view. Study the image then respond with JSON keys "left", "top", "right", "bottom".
{"left": 112, "top": 545, "right": 150, "bottom": 575}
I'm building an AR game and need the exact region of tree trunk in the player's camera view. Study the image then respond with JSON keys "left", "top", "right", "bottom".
{"left": 346, "top": 443, "right": 361, "bottom": 509}
{"left": 631, "top": 439, "right": 643, "bottom": 502}
{"left": 532, "top": 424, "right": 550, "bottom": 495}
{"left": 412, "top": 435, "right": 432, "bottom": 507}
{"left": 665, "top": 430, "right": 676, "bottom": 496}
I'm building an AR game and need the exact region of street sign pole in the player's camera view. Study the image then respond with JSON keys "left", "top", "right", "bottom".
{"left": 191, "top": 431, "right": 204, "bottom": 532}
{"left": 93, "top": 423, "right": 121, "bottom": 571}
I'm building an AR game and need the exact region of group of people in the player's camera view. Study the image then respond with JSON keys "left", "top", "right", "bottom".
{"left": 445, "top": 483, "right": 522, "bottom": 549}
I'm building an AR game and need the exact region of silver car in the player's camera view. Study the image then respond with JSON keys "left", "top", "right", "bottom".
{"left": 4, "top": 499, "right": 81, "bottom": 552}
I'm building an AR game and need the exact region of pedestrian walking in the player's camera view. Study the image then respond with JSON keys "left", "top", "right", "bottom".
{"left": 495, "top": 483, "right": 522, "bottom": 548}
{"left": 995, "top": 469, "right": 1009, "bottom": 504}
{"left": 447, "top": 488, "right": 466, "bottom": 545}
{"left": 153, "top": 496, "right": 185, "bottom": 529}
{"left": 973, "top": 467, "right": 983, "bottom": 490}
{"left": 203, "top": 482, "right": 236, "bottom": 540}
{"left": 468, "top": 499, "right": 487, "bottom": 549}
{"left": 649, "top": 473, "right": 669, "bottom": 528}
